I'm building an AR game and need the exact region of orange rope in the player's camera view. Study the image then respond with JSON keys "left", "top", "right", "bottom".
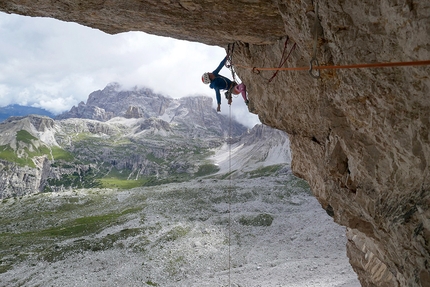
{"left": 235, "top": 60, "right": 430, "bottom": 73}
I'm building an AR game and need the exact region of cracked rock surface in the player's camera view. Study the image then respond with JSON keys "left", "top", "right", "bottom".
{"left": 1, "top": 1, "right": 429, "bottom": 286}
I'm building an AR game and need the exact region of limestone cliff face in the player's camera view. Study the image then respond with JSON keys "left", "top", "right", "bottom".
{"left": 1, "top": 1, "right": 429, "bottom": 286}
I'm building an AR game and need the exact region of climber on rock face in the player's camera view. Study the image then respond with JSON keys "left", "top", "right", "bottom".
{"left": 202, "top": 56, "right": 248, "bottom": 112}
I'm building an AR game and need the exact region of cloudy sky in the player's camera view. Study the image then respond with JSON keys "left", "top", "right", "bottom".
{"left": 0, "top": 12, "right": 260, "bottom": 127}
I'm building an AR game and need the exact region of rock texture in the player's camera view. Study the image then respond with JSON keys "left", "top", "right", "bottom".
{"left": 1, "top": 1, "right": 429, "bottom": 286}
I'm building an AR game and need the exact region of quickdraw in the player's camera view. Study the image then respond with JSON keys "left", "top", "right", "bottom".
{"left": 226, "top": 43, "right": 238, "bottom": 83}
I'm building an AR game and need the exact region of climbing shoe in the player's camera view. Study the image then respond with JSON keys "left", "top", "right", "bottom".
{"left": 225, "top": 91, "right": 232, "bottom": 105}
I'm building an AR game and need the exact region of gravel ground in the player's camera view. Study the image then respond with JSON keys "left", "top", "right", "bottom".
{"left": 0, "top": 173, "right": 361, "bottom": 287}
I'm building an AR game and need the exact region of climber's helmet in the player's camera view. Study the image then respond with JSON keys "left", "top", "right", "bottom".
{"left": 202, "top": 73, "right": 211, "bottom": 84}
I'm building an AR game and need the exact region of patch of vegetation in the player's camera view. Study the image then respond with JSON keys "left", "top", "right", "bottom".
{"left": 0, "top": 206, "right": 143, "bottom": 264}
{"left": 239, "top": 213, "right": 274, "bottom": 227}
{"left": 166, "top": 254, "right": 185, "bottom": 277}
{"left": 47, "top": 167, "right": 101, "bottom": 189}
{"left": 248, "top": 164, "right": 284, "bottom": 178}
{"left": 0, "top": 145, "right": 30, "bottom": 166}
{"left": 209, "top": 187, "right": 253, "bottom": 205}
{"left": 161, "top": 226, "right": 190, "bottom": 242}
{"left": 291, "top": 176, "right": 311, "bottom": 191}
{"left": 195, "top": 163, "right": 220, "bottom": 177}
{"left": 282, "top": 175, "right": 312, "bottom": 196}
{"left": 97, "top": 167, "right": 157, "bottom": 189}
{"left": 71, "top": 132, "right": 100, "bottom": 142}
{"left": 0, "top": 130, "right": 73, "bottom": 168}
{"left": 218, "top": 170, "right": 237, "bottom": 180}
{"left": 147, "top": 186, "right": 214, "bottom": 220}
{"left": 105, "top": 167, "right": 131, "bottom": 180}
{"left": 29, "top": 146, "right": 51, "bottom": 162}
{"left": 16, "top": 130, "right": 37, "bottom": 144}
{"left": 0, "top": 264, "right": 13, "bottom": 274}
{"left": 146, "top": 153, "right": 165, "bottom": 165}
{"left": 41, "top": 227, "right": 145, "bottom": 262}
{"left": 142, "top": 173, "right": 192, "bottom": 187}
{"left": 0, "top": 189, "right": 151, "bottom": 274}
{"left": 37, "top": 208, "right": 139, "bottom": 238}
{"left": 51, "top": 146, "right": 74, "bottom": 161}
{"left": 146, "top": 280, "right": 159, "bottom": 286}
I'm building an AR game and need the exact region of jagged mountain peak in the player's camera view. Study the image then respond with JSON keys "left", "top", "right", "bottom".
{"left": 86, "top": 83, "right": 168, "bottom": 108}
{"left": 0, "top": 86, "right": 291, "bottom": 198}
{"left": 57, "top": 83, "right": 170, "bottom": 121}
{"left": 57, "top": 83, "right": 247, "bottom": 138}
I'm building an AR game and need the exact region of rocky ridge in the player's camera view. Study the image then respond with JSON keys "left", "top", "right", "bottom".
{"left": 56, "top": 83, "right": 244, "bottom": 137}
{"left": 0, "top": 85, "right": 290, "bottom": 200}
{"left": 1, "top": 1, "right": 429, "bottom": 286}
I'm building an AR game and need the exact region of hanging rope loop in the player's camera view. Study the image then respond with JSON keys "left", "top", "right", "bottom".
{"left": 252, "top": 67, "right": 261, "bottom": 74}
{"left": 309, "top": 57, "right": 320, "bottom": 78}
{"left": 268, "top": 37, "right": 297, "bottom": 83}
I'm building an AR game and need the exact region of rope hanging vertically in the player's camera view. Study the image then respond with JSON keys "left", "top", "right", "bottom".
{"left": 228, "top": 102, "right": 232, "bottom": 287}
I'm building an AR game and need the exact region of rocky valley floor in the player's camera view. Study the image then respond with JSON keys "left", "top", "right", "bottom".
{"left": 0, "top": 172, "right": 360, "bottom": 287}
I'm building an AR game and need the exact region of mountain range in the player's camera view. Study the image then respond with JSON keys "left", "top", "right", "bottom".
{"left": 0, "top": 104, "right": 55, "bottom": 123}
{"left": 0, "top": 84, "right": 360, "bottom": 286}
{"left": 0, "top": 83, "right": 291, "bottom": 199}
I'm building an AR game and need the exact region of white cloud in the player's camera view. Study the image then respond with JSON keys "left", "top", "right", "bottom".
{"left": 0, "top": 12, "right": 260, "bottom": 127}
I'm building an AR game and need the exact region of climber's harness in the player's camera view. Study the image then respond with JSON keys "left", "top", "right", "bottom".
{"left": 225, "top": 82, "right": 237, "bottom": 101}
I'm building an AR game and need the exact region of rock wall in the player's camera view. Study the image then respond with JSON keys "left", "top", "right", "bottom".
{"left": 1, "top": 1, "right": 429, "bottom": 286}
{"left": 0, "top": 158, "right": 46, "bottom": 197}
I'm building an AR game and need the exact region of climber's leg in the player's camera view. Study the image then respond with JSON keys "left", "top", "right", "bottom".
{"left": 234, "top": 83, "right": 248, "bottom": 104}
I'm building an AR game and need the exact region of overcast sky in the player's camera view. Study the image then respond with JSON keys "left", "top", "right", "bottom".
{"left": 0, "top": 12, "right": 260, "bottom": 127}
